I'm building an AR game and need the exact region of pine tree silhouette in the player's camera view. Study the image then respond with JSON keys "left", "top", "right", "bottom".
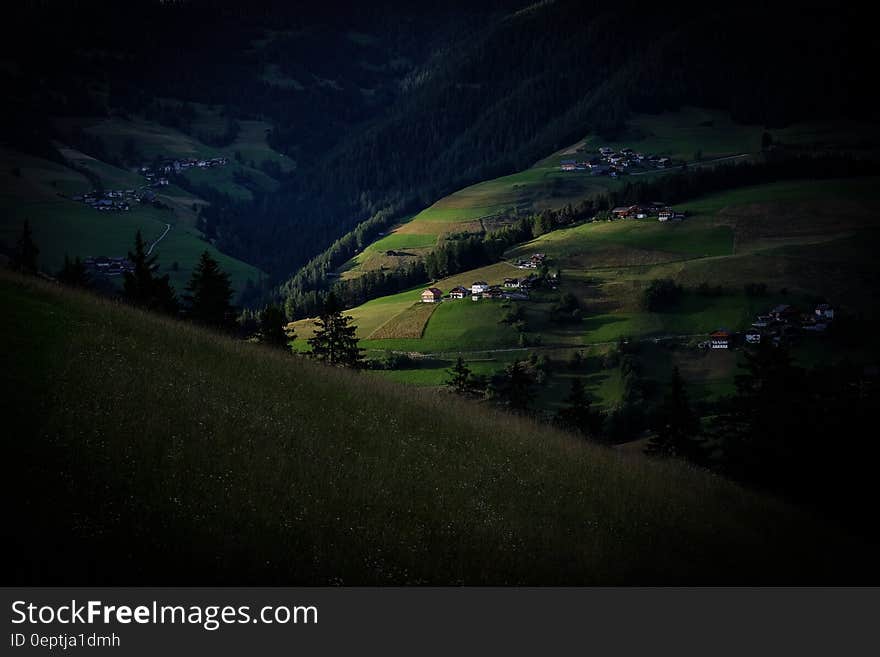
{"left": 307, "top": 292, "right": 363, "bottom": 367}
{"left": 646, "top": 366, "right": 704, "bottom": 461}
{"left": 123, "top": 230, "right": 178, "bottom": 314}
{"left": 185, "top": 251, "right": 235, "bottom": 329}
{"left": 12, "top": 219, "right": 39, "bottom": 274}
{"left": 445, "top": 356, "right": 472, "bottom": 393}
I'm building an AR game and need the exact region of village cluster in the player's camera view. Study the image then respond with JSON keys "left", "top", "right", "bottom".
{"left": 421, "top": 277, "right": 534, "bottom": 304}
{"left": 512, "top": 252, "right": 547, "bottom": 269}
{"left": 560, "top": 146, "right": 676, "bottom": 177}
{"left": 82, "top": 255, "right": 135, "bottom": 276}
{"left": 70, "top": 155, "right": 229, "bottom": 213}
{"left": 706, "top": 303, "right": 836, "bottom": 350}
{"left": 71, "top": 188, "right": 141, "bottom": 212}
{"left": 140, "top": 155, "right": 229, "bottom": 182}
{"left": 420, "top": 255, "right": 552, "bottom": 303}
{"left": 606, "top": 203, "right": 686, "bottom": 222}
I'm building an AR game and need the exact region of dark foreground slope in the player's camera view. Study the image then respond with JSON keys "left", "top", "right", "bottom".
{"left": 2, "top": 273, "right": 872, "bottom": 584}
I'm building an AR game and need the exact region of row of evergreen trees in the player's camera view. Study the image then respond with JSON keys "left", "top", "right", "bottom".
{"left": 8, "top": 220, "right": 366, "bottom": 368}
{"left": 9, "top": 221, "right": 236, "bottom": 327}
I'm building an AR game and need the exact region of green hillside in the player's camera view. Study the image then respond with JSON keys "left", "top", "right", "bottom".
{"left": 319, "top": 175, "right": 880, "bottom": 410}
{"left": 1, "top": 132, "right": 267, "bottom": 295}
{"left": 4, "top": 271, "right": 871, "bottom": 584}
{"left": 336, "top": 107, "right": 876, "bottom": 283}
{"left": 54, "top": 111, "right": 294, "bottom": 201}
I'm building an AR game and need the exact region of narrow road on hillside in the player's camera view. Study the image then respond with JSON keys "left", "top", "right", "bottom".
{"left": 147, "top": 223, "right": 172, "bottom": 255}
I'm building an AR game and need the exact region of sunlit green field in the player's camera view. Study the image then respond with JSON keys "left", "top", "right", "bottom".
{"left": 360, "top": 299, "right": 522, "bottom": 352}
{"left": 338, "top": 175, "right": 880, "bottom": 413}
{"left": 341, "top": 107, "right": 880, "bottom": 284}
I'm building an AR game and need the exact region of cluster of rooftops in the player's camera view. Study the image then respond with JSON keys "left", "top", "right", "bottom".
{"left": 140, "top": 156, "right": 228, "bottom": 180}
{"left": 82, "top": 256, "right": 135, "bottom": 276}
{"left": 707, "top": 303, "right": 836, "bottom": 350}
{"left": 608, "top": 203, "right": 685, "bottom": 222}
{"left": 68, "top": 153, "right": 229, "bottom": 213}
{"left": 421, "top": 275, "right": 538, "bottom": 303}
{"left": 560, "top": 146, "right": 676, "bottom": 177}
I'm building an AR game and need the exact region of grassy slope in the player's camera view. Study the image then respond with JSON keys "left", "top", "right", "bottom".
{"left": 3, "top": 271, "right": 872, "bottom": 584}
{"left": 0, "top": 143, "right": 264, "bottom": 295}
{"left": 333, "top": 176, "right": 880, "bottom": 409}
{"left": 339, "top": 108, "right": 880, "bottom": 283}
{"left": 55, "top": 109, "right": 294, "bottom": 200}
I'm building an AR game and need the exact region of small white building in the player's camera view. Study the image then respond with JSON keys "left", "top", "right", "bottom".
{"left": 449, "top": 286, "right": 468, "bottom": 300}
{"left": 471, "top": 281, "right": 490, "bottom": 295}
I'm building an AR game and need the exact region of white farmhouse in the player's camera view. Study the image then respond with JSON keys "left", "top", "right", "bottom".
{"left": 471, "top": 281, "right": 490, "bottom": 295}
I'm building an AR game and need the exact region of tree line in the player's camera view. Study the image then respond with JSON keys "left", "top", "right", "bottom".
{"left": 279, "top": 151, "right": 880, "bottom": 319}
{"left": 7, "top": 220, "right": 367, "bottom": 368}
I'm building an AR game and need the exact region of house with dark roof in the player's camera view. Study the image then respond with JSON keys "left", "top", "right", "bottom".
{"left": 611, "top": 205, "right": 638, "bottom": 219}
{"left": 471, "top": 281, "right": 490, "bottom": 295}
{"left": 710, "top": 329, "right": 731, "bottom": 349}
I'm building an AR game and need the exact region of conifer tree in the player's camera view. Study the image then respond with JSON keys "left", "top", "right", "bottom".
{"left": 504, "top": 361, "right": 535, "bottom": 412}
{"left": 11, "top": 219, "right": 39, "bottom": 274}
{"left": 307, "top": 292, "right": 363, "bottom": 367}
{"left": 260, "top": 304, "right": 293, "bottom": 350}
{"left": 445, "top": 356, "right": 472, "bottom": 393}
{"left": 57, "top": 255, "right": 90, "bottom": 288}
{"left": 556, "top": 378, "right": 602, "bottom": 438}
{"left": 714, "top": 342, "right": 806, "bottom": 480}
{"left": 123, "top": 230, "right": 178, "bottom": 314}
{"left": 185, "top": 251, "right": 235, "bottom": 329}
{"left": 646, "top": 366, "right": 703, "bottom": 461}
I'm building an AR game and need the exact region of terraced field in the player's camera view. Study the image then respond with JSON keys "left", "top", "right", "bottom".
{"left": 368, "top": 301, "right": 438, "bottom": 339}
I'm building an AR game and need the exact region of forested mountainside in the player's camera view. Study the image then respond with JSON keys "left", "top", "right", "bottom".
{"left": 272, "top": 1, "right": 876, "bottom": 307}
{"left": 3, "top": 2, "right": 875, "bottom": 290}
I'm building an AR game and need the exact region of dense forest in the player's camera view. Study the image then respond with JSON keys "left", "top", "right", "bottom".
{"left": 2, "top": 1, "right": 876, "bottom": 303}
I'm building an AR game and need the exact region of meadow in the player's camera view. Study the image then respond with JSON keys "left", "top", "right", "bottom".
{"left": 341, "top": 107, "right": 877, "bottom": 282}
{"left": 0, "top": 193, "right": 262, "bottom": 296}
{"left": 53, "top": 108, "right": 294, "bottom": 201}
{"left": 4, "top": 271, "right": 871, "bottom": 584}
{"left": 1, "top": 128, "right": 267, "bottom": 295}
{"left": 337, "top": 175, "right": 880, "bottom": 414}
